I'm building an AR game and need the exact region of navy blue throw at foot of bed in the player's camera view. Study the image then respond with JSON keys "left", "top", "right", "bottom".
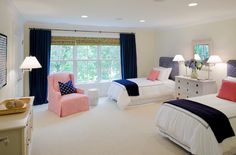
{"left": 113, "top": 79, "right": 139, "bottom": 96}
{"left": 164, "top": 99, "right": 235, "bottom": 143}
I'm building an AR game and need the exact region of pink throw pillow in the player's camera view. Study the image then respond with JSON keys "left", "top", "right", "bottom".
{"left": 147, "top": 69, "right": 160, "bottom": 81}
{"left": 217, "top": 80, "right": 236, "bottom": 102}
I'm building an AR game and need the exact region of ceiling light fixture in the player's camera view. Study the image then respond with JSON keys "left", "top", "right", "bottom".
{"left": 81, "top": 15, "right": 88, "bottom": 18}
{"left": 116, "top": 18, "right": 123, "bottom": 21}
{"left": 139, "top": 20, "right": 145, "bottom": 23}
{"left": 188, "top": 2, "right": 198, "bottom": 7}
{"left": 154, "top": 0, "right": 165, "bottom": 2}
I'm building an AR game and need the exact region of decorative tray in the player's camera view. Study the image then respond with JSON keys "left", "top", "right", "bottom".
{"left": 0, "top": 98, "right": 31, "bottom": 116}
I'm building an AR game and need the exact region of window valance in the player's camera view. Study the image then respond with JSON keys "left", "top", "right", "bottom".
{"left": 51, "top": 36, "right": 120, "bottom": 45}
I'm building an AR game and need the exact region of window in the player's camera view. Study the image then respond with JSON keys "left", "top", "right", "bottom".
{"left": 50, "top": 37, "right": 121, "bottom": 83}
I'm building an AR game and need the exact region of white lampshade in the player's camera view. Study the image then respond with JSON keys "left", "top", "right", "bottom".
{"left": 20, "top": 56, "right": 42, "bottom": 70}
{"left": 173, "top": 55, "right": 185, "bottom": 62}
{"left": 207, "top": 55, "right": 222, "bottom": 64}
{"left": 194, "top": 54, "right": 201, "bottom": 61}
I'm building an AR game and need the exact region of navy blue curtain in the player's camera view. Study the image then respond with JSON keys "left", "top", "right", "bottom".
{"left": 120, "top": 33, "right": 137, "bottom": 79}
{"left": 29, "top": 29, "right": 51, "bottom": 105}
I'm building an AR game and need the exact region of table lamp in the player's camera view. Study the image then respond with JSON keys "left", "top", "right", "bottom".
{"left": 173, "top": 55, "right": 185, "bottom": 76}
{"left": 207, "top": 55, "right": 222, "bottom": 79}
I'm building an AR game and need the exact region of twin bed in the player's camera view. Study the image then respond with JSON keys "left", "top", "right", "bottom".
{"left": 107, "top": 57, "right": 178, "bottom": 109}
{"left": 156, "top": 60, "right": 236, "bottom": 155}
{"left": 108, "top": 56, "right": 236, "bottom": 154}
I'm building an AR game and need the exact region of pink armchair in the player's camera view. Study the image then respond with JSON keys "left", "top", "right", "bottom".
{"left": 48, "top": 72, "right": 89, "bottom": 117}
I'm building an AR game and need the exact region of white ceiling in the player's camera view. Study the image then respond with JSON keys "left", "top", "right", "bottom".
{"left": 11, "top": 0, "right": 236, "bottom": 28}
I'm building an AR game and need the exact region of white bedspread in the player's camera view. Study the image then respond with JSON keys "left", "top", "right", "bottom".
{"left": 107, "top": 78, "right": 175, "bottom": 109}
{"left": 156, "top": 94, "right": 236, "bottom": 155}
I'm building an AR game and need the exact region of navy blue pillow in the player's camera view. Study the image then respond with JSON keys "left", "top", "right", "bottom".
{"left": 58, "top": 80, "right": 76, "bottom": 96}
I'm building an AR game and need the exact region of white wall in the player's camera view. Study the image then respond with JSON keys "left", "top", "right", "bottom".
{"left": 0, "top": 0, "right": 24, "bottom": 101}
{"left": 156, "top": 18, "right": 236, "bottom": 88}
{"left": 23, "top": 23, "right": 157, "bottom": 96}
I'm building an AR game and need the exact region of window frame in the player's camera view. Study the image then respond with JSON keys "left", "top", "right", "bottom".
{"left": 50, "top": 44, "right": 121, "bottom": 83}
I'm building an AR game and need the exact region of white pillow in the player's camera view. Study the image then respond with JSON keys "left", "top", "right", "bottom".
{"left": 224, "top": 76, "right": 236, "bottom": 83}
{"left": 154, "top": 67, "right": 172, "bottom": 81}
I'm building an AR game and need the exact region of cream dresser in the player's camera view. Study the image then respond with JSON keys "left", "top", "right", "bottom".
{"left": 0, "top": 97, "right": 34, "bottom": 155}
{"left": 175, "top": 76, "right": 217, "bottom": 99}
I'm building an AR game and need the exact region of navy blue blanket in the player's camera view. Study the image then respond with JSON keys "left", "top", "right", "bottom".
{"left": 114, "top": 79, "right": 139, "bottom": 96}
{"left": 165, "top": 99, "right": 235, "bottom": 143}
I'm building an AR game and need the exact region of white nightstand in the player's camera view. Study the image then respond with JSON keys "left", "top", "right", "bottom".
{"left": 87, "top": 88, "right": 99, "bottom": 106}
{"left": 175, "top": 76, "right": 217, "bottom": 99}
{"left": 0, "top": 97, "right": 34, "bottom": 155}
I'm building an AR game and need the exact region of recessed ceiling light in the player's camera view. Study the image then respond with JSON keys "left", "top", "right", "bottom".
{"left": 81, "top": 15, "right": 88, "bottom": 18}
{"left": 188, "top": 2, "right": 198, "bottom": 7}
{"left": 116, "top": 18, "right": 123, "bottom": 21}
{"left": 139, "top": 20, "right": 145, "bottom": 23}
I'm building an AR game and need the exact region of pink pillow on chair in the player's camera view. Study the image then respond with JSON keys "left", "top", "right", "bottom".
{"left": 217, "top": 80, "right": 236, "bottom": 102}
{"left": 147, "top": 69, "right": 160, "bottom": 81}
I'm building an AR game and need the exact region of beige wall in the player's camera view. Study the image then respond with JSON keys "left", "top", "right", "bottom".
{"left": 0, "top": 0, "right": 24, "bottom": 101}
{"left": 22, "top": 17, "right": 236, "bottom": 95}
{"left": 23, "top": 23, "right": 157, "bottom": 95}
{"left": 156, "top": 18, "right": 236, "bottom": 88}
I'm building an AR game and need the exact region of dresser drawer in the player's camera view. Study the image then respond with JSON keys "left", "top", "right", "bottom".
{"left": 176, "top": 78, "right": 190, "bottom": 88}
{"left": 189, "top": 82, "right": 202, "bottom": 95}
{"left": 176, "top": 89, "right": 191, "bottom": 99}
{"left": 0, "top": 129, "right": 22, "bottom": 155}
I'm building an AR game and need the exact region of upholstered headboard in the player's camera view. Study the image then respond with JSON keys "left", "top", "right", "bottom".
{"left": 159, "top": 57, "right": 179, "bottom": 81}
{"left": 227, "top": 60, "right": 236, "bottom": 77}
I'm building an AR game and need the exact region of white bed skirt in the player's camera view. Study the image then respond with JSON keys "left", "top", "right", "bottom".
{"left": 156, "top": 94, "right": 236, "bottom": 155}
{"left": 107, "top": 78, "right": 175, "bottom": 109}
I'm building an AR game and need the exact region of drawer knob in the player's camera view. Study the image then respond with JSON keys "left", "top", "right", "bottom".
{"left": 178, "top": 80, "right": 180, "bottom": 83}
{"left": 196, "top": 91, "right": 199, "bottom": 94}
{"left": 178, "top": 87, "right": 180, "bottom": 89}
{"left": 196, "top": 84, "right": 198, "bottom": 87}
{"left": 178, "top": 93, "right": 180, "bottom": 96}
{"left": 0, "top": 137, "right": 9, "bottom": 145}
{"left": 187, "top": 96, "right": 189, "bottom": 98}
{"left": 187, "top": 89, "right": 189, "bottom": 92}
{"left": 187, "top": 82, "right": 189, "bottom": 85}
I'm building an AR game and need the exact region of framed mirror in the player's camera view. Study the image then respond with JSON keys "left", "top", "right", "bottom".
{"left": 192, "top": 39, "right": 212, "bottom": 61}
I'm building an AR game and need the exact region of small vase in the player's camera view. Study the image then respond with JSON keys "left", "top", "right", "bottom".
{"left": 191, "top": 69, "right": 198, "bottom": 79}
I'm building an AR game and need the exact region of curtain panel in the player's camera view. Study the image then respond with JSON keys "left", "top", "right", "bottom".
{"left": 29, "top": 29, "right": 51, "bottom": 105}
{"left": 51, "top": 36, "right": 120, "bottom": 45}
{"left": 120, "top": 33, "right": 137, "bottom": 79}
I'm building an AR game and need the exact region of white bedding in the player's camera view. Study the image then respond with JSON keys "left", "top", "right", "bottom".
{"left": 107, "top": 78, "right": 175, "bottom": 109}
{"left": 156, "top": 94, "right": 236, "bottom": 155}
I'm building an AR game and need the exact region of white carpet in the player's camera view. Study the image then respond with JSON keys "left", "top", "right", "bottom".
{"left": 32, "top": 98, "right": 189, "bottom": 155}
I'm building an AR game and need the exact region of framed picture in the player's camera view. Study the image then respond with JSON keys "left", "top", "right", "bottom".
{"left": 192, "top": 39, "right": 212, "bottom": 61}
{"left": 0, "top": 33, "right": 7, "bottom": 88}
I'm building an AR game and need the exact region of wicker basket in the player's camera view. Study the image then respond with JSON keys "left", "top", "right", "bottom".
{"left": 0, "top": 98, "right": 31, "bottom": 116}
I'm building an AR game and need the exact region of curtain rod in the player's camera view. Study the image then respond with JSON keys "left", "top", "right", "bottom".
{"left": 29, "top": 28, "right": 135, "bottom": 34}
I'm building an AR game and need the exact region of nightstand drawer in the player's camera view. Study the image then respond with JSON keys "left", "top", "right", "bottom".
{"left": 0, "top": 129, "right": 21, "bottom": 155}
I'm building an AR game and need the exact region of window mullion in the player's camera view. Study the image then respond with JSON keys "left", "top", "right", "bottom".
{"left": 86, "top": 46, "right": 89, "bottom": 81}
{"left": 73, "top": 46, "right": 77, "bottom": 83}
{"left": 97, "top": 45, "right": 101, "bottom": 82}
